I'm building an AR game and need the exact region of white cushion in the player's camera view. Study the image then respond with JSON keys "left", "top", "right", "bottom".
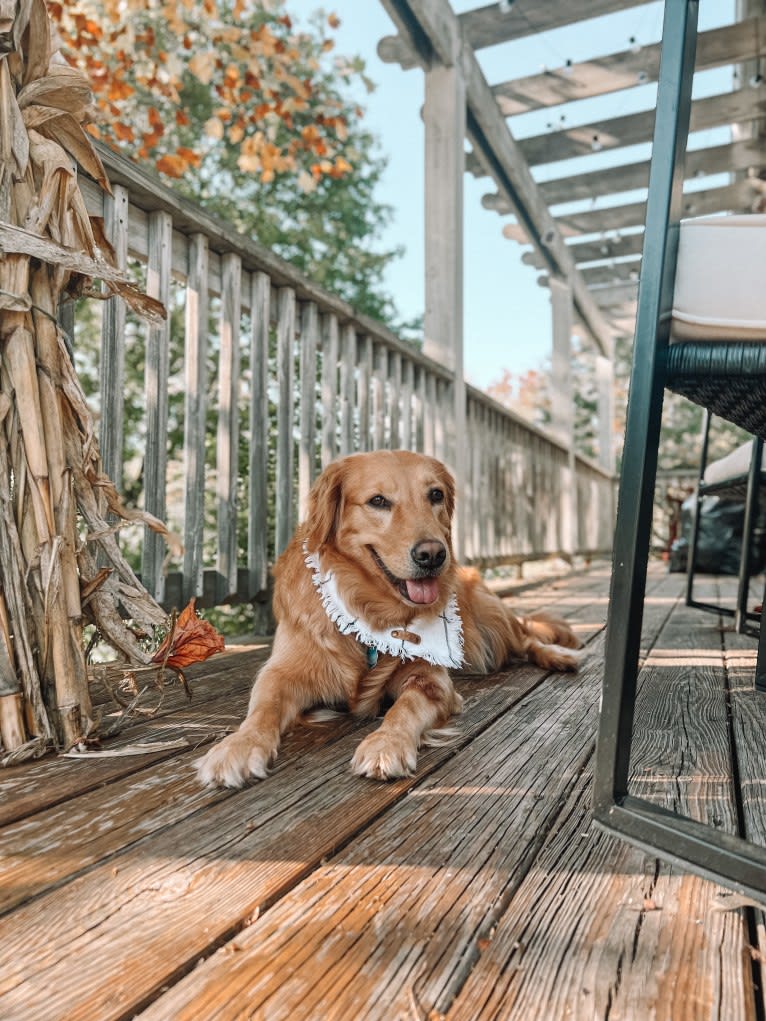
{"left": 671, "top": 214, "right": 766, "bottom": 342}
{"left": 704, "top": 439, "right": 766, "bottom": 485}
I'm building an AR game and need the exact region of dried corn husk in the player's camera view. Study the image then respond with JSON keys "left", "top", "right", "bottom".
{"left": 0, "top": 0, "right": 173, "bottom": 756}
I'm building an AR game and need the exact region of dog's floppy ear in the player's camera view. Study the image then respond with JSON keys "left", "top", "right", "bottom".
{"left": 305, "top": 459, "right": 345, "bottom": 550}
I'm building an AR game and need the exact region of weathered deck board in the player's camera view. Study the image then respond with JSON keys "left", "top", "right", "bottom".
{"left": 3, "top": 563, "right": 765, "bottom": 1021}
{"left": 129, "top": 569, "right": 676, "bottom": 1021}
{"left": 0, "top": 571, "right": 610, "bottom": 1021}
{"left": 448, "top": 575, "right": 754, "bottom": 1021}
{"left": 0, "top": 642, "right": 271, "bottom": 826}
{"left": 723, "top": 601, "right": 766, "bottom": 1001}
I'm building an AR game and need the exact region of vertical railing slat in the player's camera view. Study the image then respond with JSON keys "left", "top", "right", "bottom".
{"left": 248, "top": 271, "right": 270, "bottom": 597}
{"left": 372, "top": 343, "right": 387, "bottom": 450}
{"left": 100, "top": 183, "right": 128, "bottom": 492}
{"left": 424, "top": 372, "right": 437, "bottom": 457}
{"left": 182, "top": 233, "right": 209, "bottom": 603}
{"left": 299, "top": 302, "right": 319, "bottom": 517}
{"left": 275, "top": 287, "right": 296, "bottom": 556}
{"left": 142, "top": 209, "right": 172, "bottom": 602}
{"left": 400, "top": 358, "right": 414, "bottom": 450}
{"left": 388, "top": 351, "right": 401, "bottom": 448}
{"left": 321, "top": 313, "right": 339, "bottom": 467}
{"left": 339, "top": 322, "right": 355, "bottom": 457}
{"left": 357, "top": 334, "right": 372, "bottom": 452}
{"left": 216, "top": 252, "right": 242, "bottom": 601}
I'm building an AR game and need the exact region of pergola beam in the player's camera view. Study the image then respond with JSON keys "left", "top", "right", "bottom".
{"left": 520, "top": 89, "right": 766, "bottom": 167}
{"left": 490, "top": 15, "right": 766, "bottom": 116}
{"left": 524, "top": 233, "right": 645, "bottom": 271}
{"left": 380, "top": 0, "right": 613, "bottom": 357}
{"left": 379, "top": 0, "right": 649, "bottom": 67}
{"left": 539, "top": 138, "right": 763, "bottom": 207}
{"left": 498, "top": 180, "right": 754, "bottom": 243}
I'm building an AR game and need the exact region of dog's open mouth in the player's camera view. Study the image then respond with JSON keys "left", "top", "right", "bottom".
{"left": 368, "top": 547, "right": 441, "bottom": 606}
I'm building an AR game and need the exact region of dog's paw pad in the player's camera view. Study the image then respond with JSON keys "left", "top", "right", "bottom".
{"left": 350, "top": 731, "right": 418, "bottom": 780}
{"left": 195, "top": 733, "right": 272, "bottom": 788}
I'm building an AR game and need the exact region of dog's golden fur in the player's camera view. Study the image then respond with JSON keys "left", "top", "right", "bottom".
{"left": 196, "top": 450, "right": 580, "bottom": 787}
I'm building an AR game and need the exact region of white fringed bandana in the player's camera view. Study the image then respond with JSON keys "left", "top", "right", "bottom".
{"left": 304, "top": 544, "right": 464, "bottom": 668}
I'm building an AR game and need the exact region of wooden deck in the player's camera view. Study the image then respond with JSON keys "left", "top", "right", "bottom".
{"left": 2, "top": 562, "right": 766, "bottom": 1020}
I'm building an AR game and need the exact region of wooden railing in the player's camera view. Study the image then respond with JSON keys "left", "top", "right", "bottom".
{"left": 74, "top": 147, "right": 615, "bottom": 611}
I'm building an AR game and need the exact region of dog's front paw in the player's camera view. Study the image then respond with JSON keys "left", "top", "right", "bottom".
{"left": 195, "top": 731, "right": 274, "bottom": 788}
{"left": 351, "top": 729, "right": 418, "bottom": 781}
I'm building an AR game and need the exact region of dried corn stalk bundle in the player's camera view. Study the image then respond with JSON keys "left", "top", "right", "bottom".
{"left": 0, "top": 0, "right": 176, "bottom": 760}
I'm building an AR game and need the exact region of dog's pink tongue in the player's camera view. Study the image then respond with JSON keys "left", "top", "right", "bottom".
{"left": 405, "top": 577, "right": 440, "bottom": 605}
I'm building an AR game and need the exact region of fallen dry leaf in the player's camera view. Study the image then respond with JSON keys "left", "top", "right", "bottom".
{"left": 151, "top": 599, "right": 225, "bottom": 670}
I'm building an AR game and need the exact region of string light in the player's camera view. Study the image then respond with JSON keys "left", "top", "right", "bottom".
{"left": 591, "top": 134, "right": 602, "bottom": 151}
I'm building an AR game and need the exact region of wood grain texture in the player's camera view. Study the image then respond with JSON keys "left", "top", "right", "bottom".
{"left": 298, "top": 301, "right": 319, "bottom": 518}
{"left": 247, "top": 271, "right": 270, "bottom": 597}
{"left": 181, "top": 233, "right": 209, "bottom": 603}
{"left": 99, "top": 184, "right": 128, "bottom": 493}
{"left": 141, "top": 209, "right": 172, "bottom": 602}
{"left": 0, "top": 644, "right": 271, "bottom": 826}
{"left": 449, "top": 576, "right": 753, "bottom": 1021}
{"left": 274, "top": 287, "right": 296, "bottom": 557}
{"left": 0, "top": 571, "right": 613, "bottom": 1021}
{"left": 131, "top": 572, "right": 665, "bottom": 1021}
{"left": 216, "top": 251, "right": 242, "bottom": 601}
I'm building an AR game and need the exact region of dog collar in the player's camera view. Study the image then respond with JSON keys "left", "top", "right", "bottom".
{"left": 303, "top": 543, "right": 464, "bottom": 668}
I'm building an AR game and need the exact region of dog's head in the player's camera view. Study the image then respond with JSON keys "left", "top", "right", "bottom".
{"left": 304, "top": 450, "right": 456, "bottom": 612}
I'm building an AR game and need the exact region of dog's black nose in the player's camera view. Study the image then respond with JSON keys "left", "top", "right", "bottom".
{"left": 410, "top": 540, "right": 447, "bottom": 572}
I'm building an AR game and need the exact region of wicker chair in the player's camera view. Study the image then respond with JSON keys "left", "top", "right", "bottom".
{"left": 593, "top": 0, "right": 766, "bottom": 901}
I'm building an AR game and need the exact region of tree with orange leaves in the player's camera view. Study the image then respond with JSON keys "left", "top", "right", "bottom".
{"left": 50, "top": 0, "right": 405, "bottom": 326}
{"left": 49, "top": 0, "right": 356, "bottom": 187}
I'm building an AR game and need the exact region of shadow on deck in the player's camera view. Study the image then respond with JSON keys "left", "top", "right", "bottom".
{"left": 2, "top": 562, "right": 765, "bottom": 1020}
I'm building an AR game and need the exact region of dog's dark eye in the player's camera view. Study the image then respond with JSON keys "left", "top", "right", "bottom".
{"left": 368, "top": 494, "right": 391, "bottom": 509}
{"left": 428, "top": 488, "right": 445, "bottom": 505}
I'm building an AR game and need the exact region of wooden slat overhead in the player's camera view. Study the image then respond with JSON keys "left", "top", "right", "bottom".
{"left": 524, "top": 232, "right": 645, "bottom": 271}
{"left": 458, "top": 0, "right": 650, "bottom": 52}
{"left": 539, "top": 139, "right": 761, "bottom": 208}
{"left": 491, "top": 15, "right": 766, "bottom": 116}
{"left": 499, "top": 181, "right": 754, "bottom": 242}
{"left": 520, "top": 90, "right": 766, "bottom": 167}
{"left": 380, "top": 0, "right": 766, "bottom": 346}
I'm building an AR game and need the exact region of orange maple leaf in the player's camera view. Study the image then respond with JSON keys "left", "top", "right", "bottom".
{"left": 151, "top": 599, "right": 225, "bottom": 670}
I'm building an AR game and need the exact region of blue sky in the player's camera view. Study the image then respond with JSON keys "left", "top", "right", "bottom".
{"left": 291, "top": 1, "right": 735, "bottom": 391}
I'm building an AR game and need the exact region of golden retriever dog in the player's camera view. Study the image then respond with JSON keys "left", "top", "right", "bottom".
{"left": 196, "top": 450, "right": 581, "bottom": 787}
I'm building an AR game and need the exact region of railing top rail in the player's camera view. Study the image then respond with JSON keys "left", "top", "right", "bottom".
{"left": 466, "top": 382, "right": 614, "bottom": 479}
{"left": 93, "top": 143, "right": 615, "bottom": 484}
{"left": 93, "top": 144, "right": 454, "bottom": 384}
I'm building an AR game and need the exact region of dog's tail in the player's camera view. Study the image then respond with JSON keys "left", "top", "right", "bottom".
{"left": 457, "top": 568, "right": 582, "bottom": 674}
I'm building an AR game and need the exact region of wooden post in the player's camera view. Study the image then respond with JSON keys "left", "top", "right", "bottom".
{"left": 424, "top": 60, "right": 467, "bottom": 560}
{"left": 298, "top": 302, "right": 319, "bottom": 518}
{"left": 248, "top": 272, "right": 271, "bottom": 599}
{"left": 142, "top": 210, "right": 172, "bottom": 602}
{"left": 275, "top": 288, "right": 296, "bottom": 557}
{"left": 550, "top": 276, "right": 577, "bottom": 558}
{"left": 100, "top": 184, "right": 128, "bottom": 493}
{"left": 182, "top": 233, "right": 209, "bottom": 603}
{"left": 216, "top": 252, "right": 242, "bottom": 603}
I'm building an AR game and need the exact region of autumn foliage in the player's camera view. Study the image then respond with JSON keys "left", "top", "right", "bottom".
{"left": 49, "top": 0, "right": 355, "bottom": 187}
